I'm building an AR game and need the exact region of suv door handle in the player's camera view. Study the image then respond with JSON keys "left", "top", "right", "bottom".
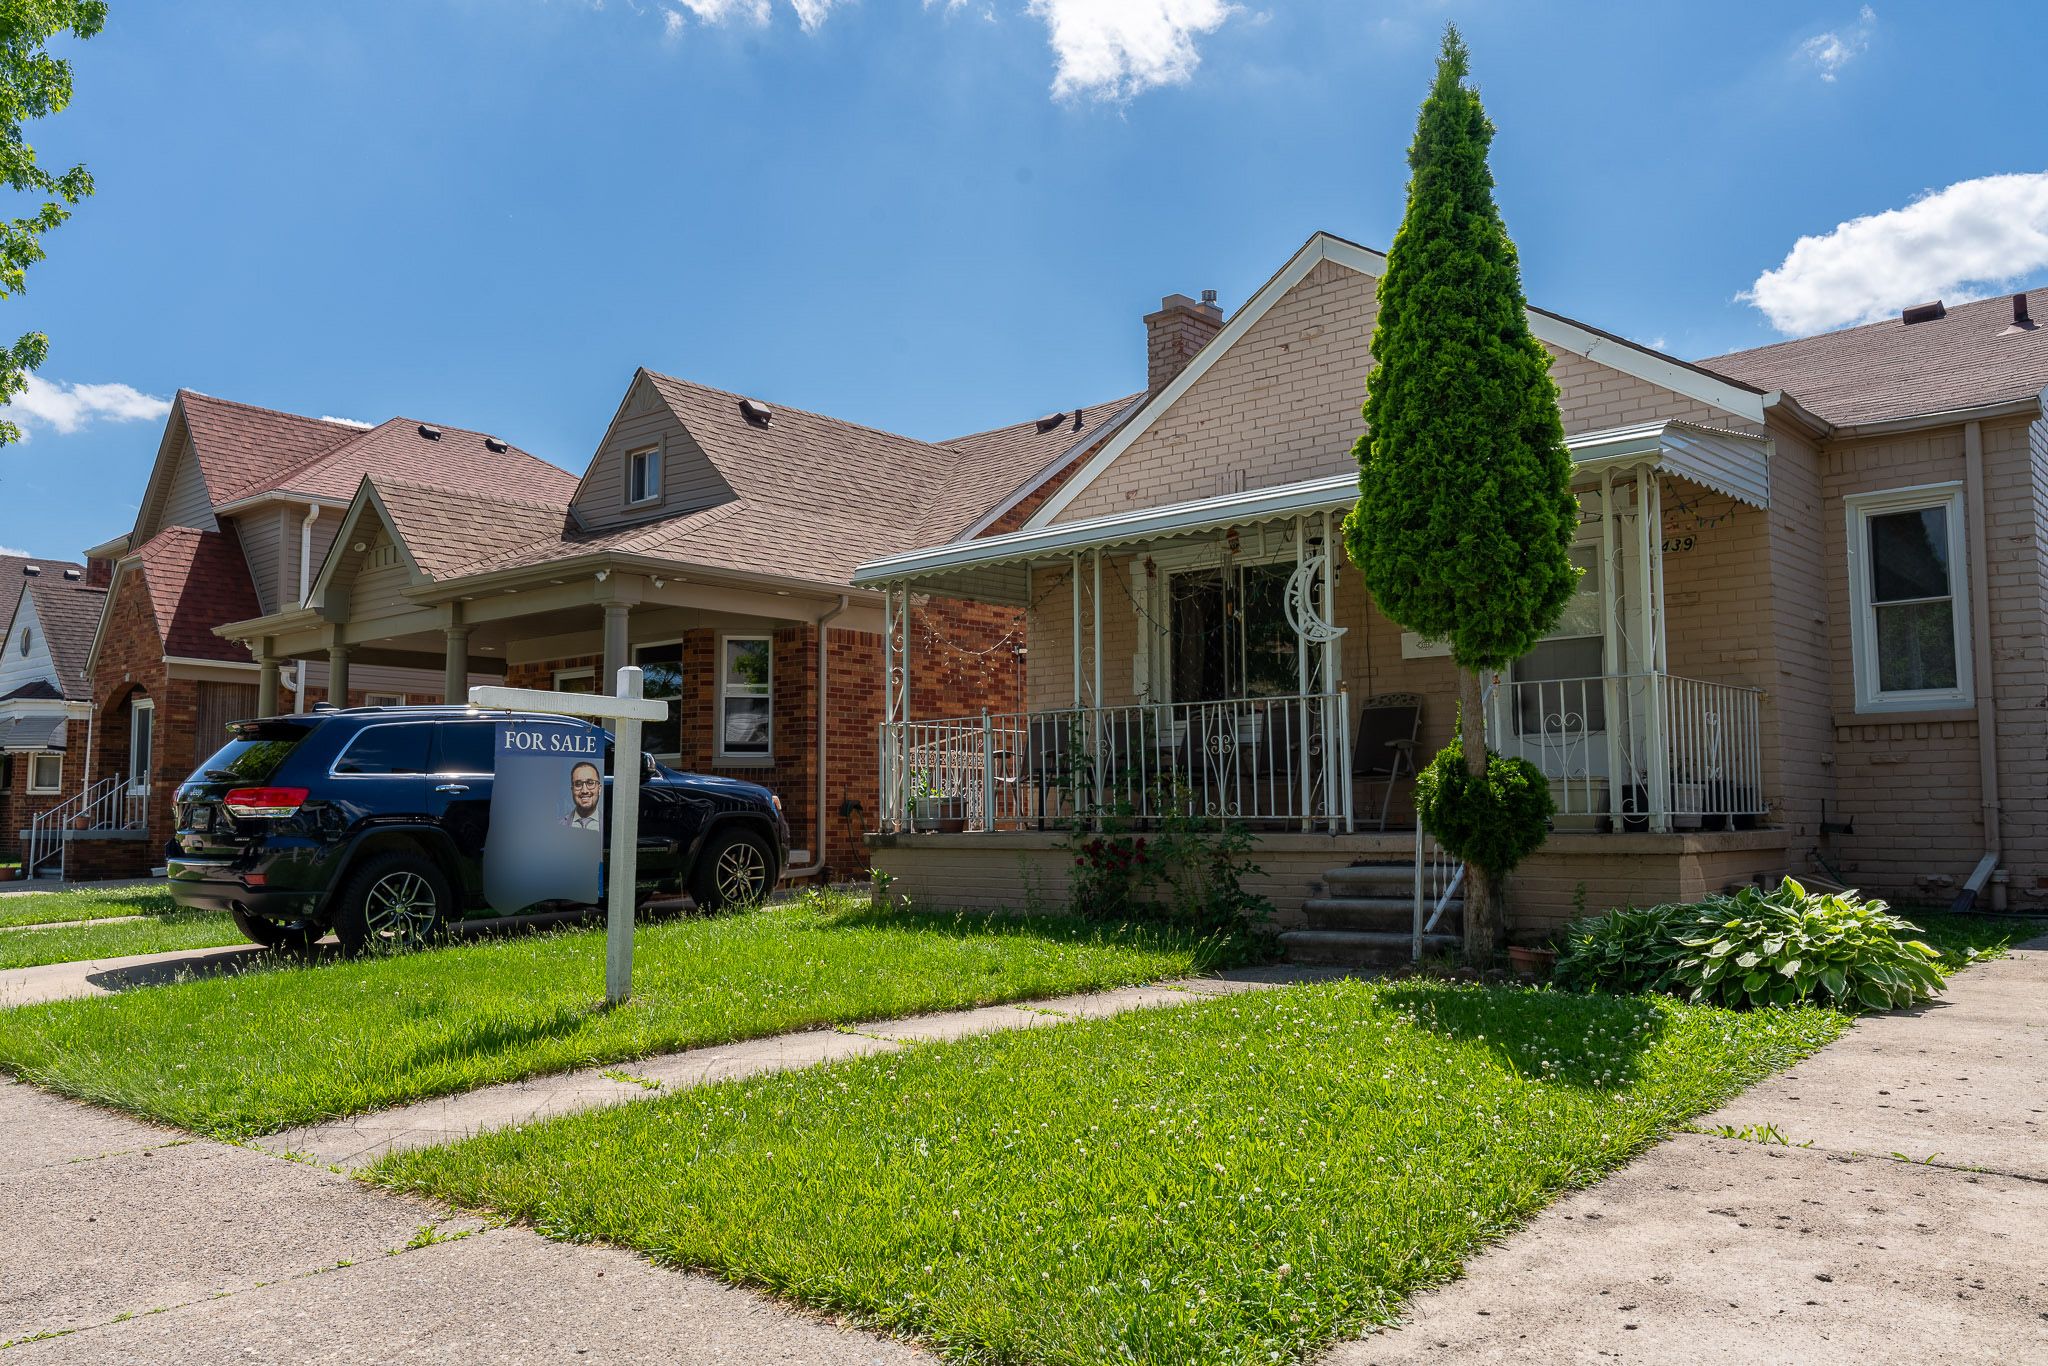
{"left": 434, "top": 783, "right": 470, "bottom": 794}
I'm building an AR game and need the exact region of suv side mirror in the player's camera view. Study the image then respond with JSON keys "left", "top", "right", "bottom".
{"left": 643, "top": 753, "right": 659, "bottom": 780}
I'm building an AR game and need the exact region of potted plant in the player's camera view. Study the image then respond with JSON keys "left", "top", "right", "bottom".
{"left": 0, "top": 861, "right": 19, "bottom": 883}
{"left": 1507, "top": 941, "right": 1557, "bottom": 979}
{"left": 908, "top": 774, "right": 969, "bottom": 833}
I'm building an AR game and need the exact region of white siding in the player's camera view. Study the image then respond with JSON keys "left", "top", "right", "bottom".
{"left": 0, "top": 588, "right": 60, "bottom": 698}
{"left": 571, "top": 375, "right": 733, "bottom": 531}
{"left": 159, "top": 435, "right": 218, "bottom": 531}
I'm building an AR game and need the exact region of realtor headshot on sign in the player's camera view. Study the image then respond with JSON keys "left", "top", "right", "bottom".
{"left": 563, "top": 762, "right": 603, "bottom": 831}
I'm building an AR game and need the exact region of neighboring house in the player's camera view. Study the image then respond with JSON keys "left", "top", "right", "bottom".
{"left": 56, "top": 392, "right": 574, "bottom": 878}
{"left": 0, "top": 556, "right": 104, "bottom": 870}
{"left": 856, "top": 232, "right": 2048, "bottom": 946}
{"left": 217, "top": 364, "right": 1138, "bottom": 878}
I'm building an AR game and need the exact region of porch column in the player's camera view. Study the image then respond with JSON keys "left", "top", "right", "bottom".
{"left": 1295, "top": 517, "right": 1312, "bottom": 830}
{"left": 327, "top": 643, "right": 351, "bottom": 706}
{"left": 1091, "top": 548, "right": 1105, "bottom": 826}
{"left": 1634, "top": 468, "right": 1669, "bottom": 832}
{"left": 443, "top": 625, "right": 470, "bottom": 705}
{"left": 1070, "top": 555, "right": 1083, "bottom": 707}
{"left": 255, "top": 637, "right": 279, "bottom": 717}
{"left": 600, "top": 600, "right": 631, "bottom": 734}
{"left": 1598, "top": 469, "right": 1624, "bottom": 829}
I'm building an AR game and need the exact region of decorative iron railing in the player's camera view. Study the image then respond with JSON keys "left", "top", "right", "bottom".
{"left": 1486, "top": 670, "right": 1766, "bottom": 830}
{"left": 26, "top": 774, "right": 148, "bottom": 880}
{"left": 880, "top": 692, "right": 1354, "bottom": 833}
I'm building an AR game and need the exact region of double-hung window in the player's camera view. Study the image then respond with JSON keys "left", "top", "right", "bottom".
{"left": 1846, "top": 484, "right": 1972, "bottom": 712}
{"left": 627, "top": 446, "right": 662, "bottom": 506}
{"left": 28, "top": 751, "right": 61, "bottom": 794}
{"left": 719, "top": 636, "right": 771, "bottom": 760}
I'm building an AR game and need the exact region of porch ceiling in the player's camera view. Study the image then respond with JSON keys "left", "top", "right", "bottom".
{"left": 854, "top": 418, "right": 1772, "bottom": 604}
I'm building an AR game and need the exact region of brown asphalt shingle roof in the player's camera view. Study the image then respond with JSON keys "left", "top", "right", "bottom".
{"left": 177, "top": 392, "right": 365, "bottom": 503}
{"left": 370, "top": 481, "right": 573, "bottom": 580}
{"left": 245, "top": 417, "right": 579, "bottom": 505}
{"left": 21, "top": 577, "right": 107, "bottom": 700}
{"left": 130, "top": 526, "right": 260, "bottom": 663}
{"left": 921, "top": 396, "right": 1142, "bottom": 542}
{"left": 1699, "top": 287, "right": 2048, "bottom": 428}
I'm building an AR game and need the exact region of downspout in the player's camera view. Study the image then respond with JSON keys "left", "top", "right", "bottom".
{"left": 783, "top": 593, "right": 850, "bottom": 881}
{"left": 298, "top": 504, "right": 321, "bottom": 606}
{"left": 1962, "top": 420, "right": 2004, "bottom": 908}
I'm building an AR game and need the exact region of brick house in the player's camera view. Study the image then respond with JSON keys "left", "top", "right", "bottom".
{"left": 216, "top": 368, "right": 1137, "bottom": 879}
{"left": 0, "top": 555, "right": 104, "bottom": 872}
{"left": 51, "top": 393, "right": 573, "bottom": 878}
{"left": 858, "top": 232, "right": 2048, "bottom": 951}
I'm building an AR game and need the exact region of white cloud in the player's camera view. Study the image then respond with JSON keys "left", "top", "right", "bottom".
{"left": 1741, "top": 171, "right": 2048, "bottom": 335}
{"left": 1800, "top": 5, "right": 1876, "bottom": 83}
{"left": 2, "top": 375, "right": 172, "bottom": 440}
{"left": 1026, "top": 0, "right": 1237, "bottom": 100}
{"left": 319, "top": 415, "right": 374, "bottom": 428}
{"left": 0, "top": 544, "right": 30, "bottom": 557}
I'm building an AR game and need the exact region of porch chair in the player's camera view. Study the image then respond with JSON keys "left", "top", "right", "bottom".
{"left": 1009, "top": 714, "right": 1079, "bottom": 830}
{"left": 1351, "top": 692, "right": 1423, "bottom": 831}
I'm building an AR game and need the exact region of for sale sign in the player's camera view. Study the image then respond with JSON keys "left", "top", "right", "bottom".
{"left": 481, "top": 720, "right": 604, "bottom": 910}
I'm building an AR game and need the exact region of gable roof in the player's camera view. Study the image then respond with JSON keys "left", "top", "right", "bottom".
{"left": 19, "top": 577, "right": 107, "bottom": 699}
{"left": 128, "top": 526, "right": 261, "bottom": 662}
{"left": 1025, "top": 232, "right": 1770, "bottom": 529}
{"left": 236, "top": 416, "right": 579, "bottom": 507}
{"left": 367, "top": 479, "right": 573, "bottom": 580}
{"left": 176, "top": 392, "right": 367, "bottom": 504}
{"left": 1699, "top": 287, "right": 2048, "bottom": 429}
{"left": 924, "top": 397, "right": 1142, "bottom": 543}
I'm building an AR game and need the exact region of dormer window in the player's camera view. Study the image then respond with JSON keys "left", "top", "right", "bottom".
{"left": 627, "top": 446, "right": 662, "bottom": 506}
{"left": 16, "top": 626, "right": 28, "bottom": 657}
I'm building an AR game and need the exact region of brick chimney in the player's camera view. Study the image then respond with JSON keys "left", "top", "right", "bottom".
{"left": 1145, "top": 291, "right": 1223, "bottom": 396}
{"left": 84, "top": 555, "right": 114, "bottom": 588}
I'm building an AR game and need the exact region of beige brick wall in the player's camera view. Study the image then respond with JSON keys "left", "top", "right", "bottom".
{"left": 1054, "top": 258, "right": 1761, "bottom": 524}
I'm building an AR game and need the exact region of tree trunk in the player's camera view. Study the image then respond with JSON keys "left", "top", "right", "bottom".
{"left": 1457, "top": 667, "right": 1505, "bottom": 960}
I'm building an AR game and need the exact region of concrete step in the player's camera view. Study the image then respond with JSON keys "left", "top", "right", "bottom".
{"left": 1279, "top": 929, "right": 1461, "bottom": 969}
{"left": 1301, "top": 896, "right": 1462, "bottom": 934}
{"left": 1322, "top": 862, "right": 1416, "bottom": 895}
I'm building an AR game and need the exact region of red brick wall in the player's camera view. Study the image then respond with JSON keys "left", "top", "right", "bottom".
{"left": 0, "top": 720, "right": 90, "bottom": 865}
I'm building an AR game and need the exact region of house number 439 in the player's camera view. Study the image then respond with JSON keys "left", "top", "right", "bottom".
{"left": 1661, "top": 535, "right": 1696, "bottom": 553}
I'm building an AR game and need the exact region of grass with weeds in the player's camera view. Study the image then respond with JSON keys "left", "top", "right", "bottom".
{"left": 0, "top": 910, "right": 246, "bottom": 971}
{"left": 0, "top": 891, "right": 1227, "bottom": 1139}
{"left": 374, "top": 980, "right": 1843, "bottom": 1366}
{"left": 0, "top": 884, "right": 173, "bottom": 929}
{"left": 1897, "top": 910, "right": 2048, "bottom": 971}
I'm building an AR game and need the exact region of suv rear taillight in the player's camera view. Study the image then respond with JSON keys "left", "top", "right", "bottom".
{"left": 222, "top": 787, "right": 309, "bottom": 819}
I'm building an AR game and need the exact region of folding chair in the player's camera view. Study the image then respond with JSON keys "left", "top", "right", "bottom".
{"left": 1351, "top": 692, "right": 1422, "bottom": 831}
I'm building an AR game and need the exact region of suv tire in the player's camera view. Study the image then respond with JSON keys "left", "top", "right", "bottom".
{"left": 690, "top": 827, "right": 775, "bottom": 911}
{"left": 334, "top": 849, "right": 450, "bottom": 956}
{"left": 231, "top": 906, "right": 320, "bottom": 955}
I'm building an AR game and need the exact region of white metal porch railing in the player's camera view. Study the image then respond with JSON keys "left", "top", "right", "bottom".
{"left": 1486, "top": 670, "right": 1766, "bottom": 831}
{"left": 27, "top": 774, "right": 149, "bottom": 881}
{"left": 881, "top": 692, "right": 1354, "bottom": 833}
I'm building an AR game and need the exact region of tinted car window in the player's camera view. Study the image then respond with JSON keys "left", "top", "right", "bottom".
{"left": 333, "top": 724, "right": 431, "bottom": 776}
{"left": 432, "top": 722, "right": 497, "bottom": 776}
{"left": 195, "top": 723, "right": 310, "bottom": 783}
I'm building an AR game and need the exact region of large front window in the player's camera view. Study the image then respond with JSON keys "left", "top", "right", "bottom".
{"left": 1847, "top": 485, "right": 1971, "bottom": 711}
{"left": 1167, "top": 562, "right": 1297, "bottom": 702}
{"left": 719, "top": 636, "right": 771, "bottom": 759}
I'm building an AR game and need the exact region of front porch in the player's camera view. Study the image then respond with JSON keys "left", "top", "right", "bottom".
{"left": 856, "top": 419, "right": 1793, "bottom": 939}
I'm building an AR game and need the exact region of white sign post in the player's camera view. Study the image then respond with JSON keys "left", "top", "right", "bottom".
{"left": 470, "top": 666, "right": 669, "bottom": 1006}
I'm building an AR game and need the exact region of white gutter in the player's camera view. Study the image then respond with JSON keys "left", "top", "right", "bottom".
{"left": 1962, "top": 419, "right": 2003, "bottom": 906}
{"left": 783, "top": 593, "right": 850, "bottom": 880}
{"left": 299, "top": 504, "right": 321, "bottom": 606}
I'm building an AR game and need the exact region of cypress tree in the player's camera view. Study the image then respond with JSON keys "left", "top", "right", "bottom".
{"left": 1343, "top": 26, "right": 1578, "bottom": 955}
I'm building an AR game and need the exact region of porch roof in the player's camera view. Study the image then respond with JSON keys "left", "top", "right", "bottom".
{"left": 0, "top": 714, "right": 66, "bottom": 751}
{"left": 854, "top": 418, "right": 1772, "bottom": 605}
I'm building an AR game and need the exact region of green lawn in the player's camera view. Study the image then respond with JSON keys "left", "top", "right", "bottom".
{"left": 0, "top": 909, "right": 247, "bottom": 971}
{"left": 1898, "top": 910, "right": 2048, "bottom": 969}
{"left": 0, "top": 893, "right": 1229, "bottom": 1139}
{"left": 373, "top": 980, "right": 1844, "bottom": 1365}
{"left": 0, "top": 883, "right": 173, "bottom": 929}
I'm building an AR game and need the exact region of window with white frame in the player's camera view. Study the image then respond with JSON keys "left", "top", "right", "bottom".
{"left": 1510, "top": 541, "right": 1606, "bottom": 732}
{"left": 626, "top": 446, "right": 661, "bottom": 505}
{"left": 552, "top": 667, "right": 596, "bottom": 695}
{"left": 28, "top": 751, "right": 61, "bottom": 794}
{"left": 719, "top": 636, "right": 771, "bottom": 760}
{"left": 1847, "top": 484, "right": 1972, "bottom": 712}
{"left": 364, "top": 691, "right": 406, "bottom": 707}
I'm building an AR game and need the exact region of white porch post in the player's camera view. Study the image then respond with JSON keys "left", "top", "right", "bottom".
{"left": 1598, "top": 469, "right": 1624, "bottom": 829}
{"left": 885, "top": 584, "right": 912, "bottom": 832}
{"left": 1320, "top": 510, "right": 1342, "bottom": 831}
{"left": 1294, "top": 517, "right": 1312, "bottom": 829}
{"left": 1635, "top": 469, "right": 1670, "bottom": 832}
{"left": 880, "top": 584, "right": 895, "bottom": 832}
{"left": 1090, "top": 548, "right": 1105, "bottom": 827}
{"left": 1070, "top": 555, "right": 1083, "bottom": 707}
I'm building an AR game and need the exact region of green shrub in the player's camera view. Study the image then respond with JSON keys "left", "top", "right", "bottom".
{"left": 1413, "top": 742, "right": 1553, "bottom": 881}
{"left": 1553, "top": 903, "right": 1687, "bottom": 996}
{"left": 1558, "top": 878, "right": 1943, "bottom": 1012}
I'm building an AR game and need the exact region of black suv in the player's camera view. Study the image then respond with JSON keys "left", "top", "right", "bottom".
{"left": 167, "top": 705, "right": 790, "bottom": 954}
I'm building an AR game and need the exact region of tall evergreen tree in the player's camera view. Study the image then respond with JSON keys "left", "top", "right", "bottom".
{"left": 1344, "top": 25, "right": 1577, "bottom": 955}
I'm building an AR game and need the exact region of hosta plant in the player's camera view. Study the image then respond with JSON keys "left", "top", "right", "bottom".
{"left": 1673, "top": 878, "right": 1942, "bottom": 1010}
{"left": 1552, "top": 902, "right": 1688, "bottom": 997}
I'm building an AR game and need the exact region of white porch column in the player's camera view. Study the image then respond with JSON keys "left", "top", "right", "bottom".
{"left": 1090, "top": 548, "right": 1105, "bottom": 825}
{"left": 443, "top": 614, "right": 470, "bottom": 706}
{"left": 1070, "top": 555, "right": 1083, "bottom": 707}
{"left": 882, "top": 584, "right": 910, "bottom": 832}
{"left": 1294, "top": 517, "right": 1312, "bottom": 829}
{"left": 1634, "top": 468, "right": 1669, "bottom": 832}
{"left": 1598, "top": 469, "right": 1624, "bottom": 830}
{"left": 1320, "top": 510, "right": 1343, "bottom": 831}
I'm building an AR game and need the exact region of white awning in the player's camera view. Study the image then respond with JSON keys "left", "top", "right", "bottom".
{"left": 854, "top": 419, "right": 1772, "bottom": 605}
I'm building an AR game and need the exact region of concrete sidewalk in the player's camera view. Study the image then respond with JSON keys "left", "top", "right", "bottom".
{"left": 1341, "top": 935, "right": 2048, "bottom": 1364}
{"left": 0, "top": 1078, "right": 930, "bottom": 1362}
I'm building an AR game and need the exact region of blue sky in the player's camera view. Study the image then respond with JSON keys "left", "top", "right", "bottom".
{"left": 3, "top": 0, "right": 2045, "bottom": 560}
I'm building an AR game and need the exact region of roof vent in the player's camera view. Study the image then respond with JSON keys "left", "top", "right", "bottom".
{"left": 2004, "top": 292, "right": 2037, "bottom": 335}
{"left": 1901, "top": 300, "right": 1946, "bottom": 325}
{"left": 418, "top": 423, "right": 443, "bottom": 441}
{"left": 20, "top": 565, "right": 39, "bottom": 577}
{"left": 1072, "top": 407, "right": 1085, "bottom": 431}
{"left": 739, "top": 398, "right": 773, "bottom": 427}
{"left": 1201, "top": 289, "right": 1219, "bottom": 307}
{"left": 483, "top": 436, "right": 509, "bottom": 453}
{"left": 1034, "top": 412, "right": 1066, "bottom": 434}
{"left": 61, "top": 568, "right": 80, "bottom": 580}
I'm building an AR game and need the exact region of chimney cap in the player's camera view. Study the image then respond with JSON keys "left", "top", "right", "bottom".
{"left": 1901, "top": 300, "right": 1946, "bottom": 325}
